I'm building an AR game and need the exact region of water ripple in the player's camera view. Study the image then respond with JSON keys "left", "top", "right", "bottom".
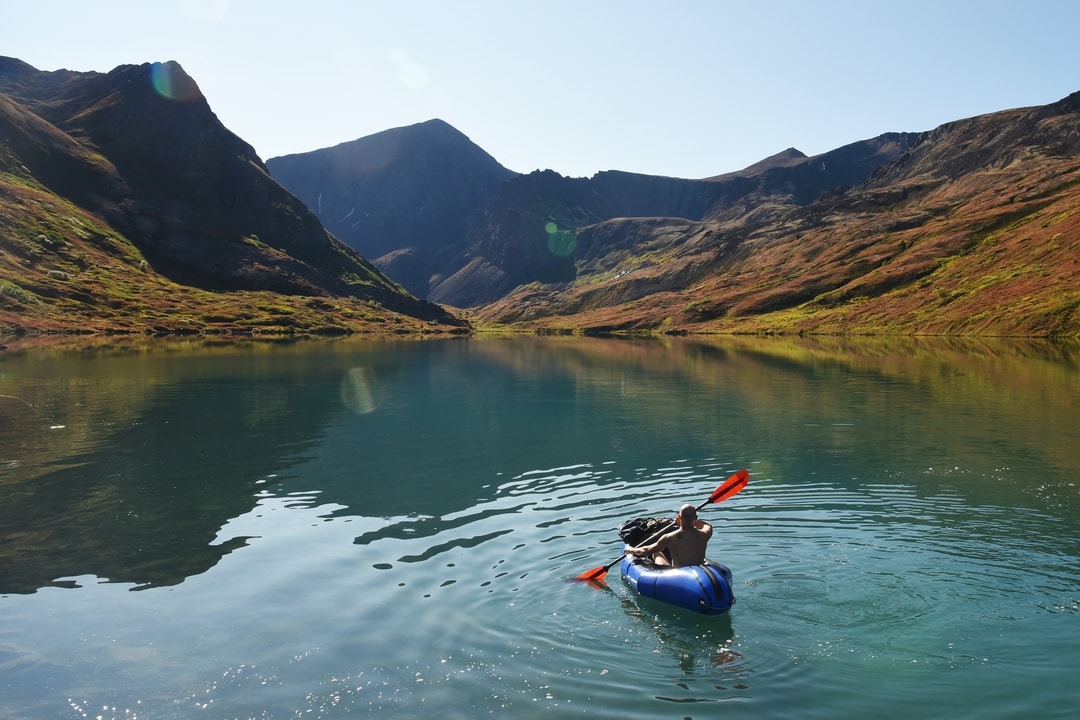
{"left": 396, "top": 529, "right": 516, "bottom": 564}
{"left": 207, "top": 456, "right": 1080, "bottom": 718}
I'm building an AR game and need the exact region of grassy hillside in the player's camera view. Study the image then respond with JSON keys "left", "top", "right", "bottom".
{"left": 474, "top": 102, "right": 1080, "bottom": 338}
{"left": 0, "top": 170, "right": 458, "bottom": 336}
{"left": 0, "top": 58, "right": 465, "bottom": 336}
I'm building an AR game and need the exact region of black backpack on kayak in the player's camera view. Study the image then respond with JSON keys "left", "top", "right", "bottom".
{"left": 618, "top": 516, "right": 673, "bottom": 546}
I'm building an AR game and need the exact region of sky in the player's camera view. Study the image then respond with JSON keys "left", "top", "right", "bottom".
{"left": 4, "top": 1, "right": 1080, "bottom": 179}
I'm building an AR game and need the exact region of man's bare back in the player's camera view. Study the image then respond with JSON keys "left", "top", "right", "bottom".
{"left": 625, "top": 504, "right": 713, "bottom": 568}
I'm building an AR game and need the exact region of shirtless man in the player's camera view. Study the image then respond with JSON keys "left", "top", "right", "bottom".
{"left": 625, "top": 503, "right": 713, "bottom": 567}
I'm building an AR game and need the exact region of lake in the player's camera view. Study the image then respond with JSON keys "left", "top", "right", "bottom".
{"left": 1, "top": 335, "right": 1078, "bottom": 719}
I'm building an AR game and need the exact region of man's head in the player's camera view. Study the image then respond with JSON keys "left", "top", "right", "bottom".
{"left": 677, "top": 503, "right": 697, "bottom": 525}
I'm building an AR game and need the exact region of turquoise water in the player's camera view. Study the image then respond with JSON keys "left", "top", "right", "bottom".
{"left": 1, "top": 336, "right": 1077, "bottom": 718}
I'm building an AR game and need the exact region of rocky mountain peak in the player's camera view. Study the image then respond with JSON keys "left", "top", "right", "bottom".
{"left": 0, "top": 57, "right": 460, "bottom": 332}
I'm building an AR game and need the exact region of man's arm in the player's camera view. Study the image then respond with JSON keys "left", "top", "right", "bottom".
{"left": 626, "top": 528, "right": 678, "bottom": 557}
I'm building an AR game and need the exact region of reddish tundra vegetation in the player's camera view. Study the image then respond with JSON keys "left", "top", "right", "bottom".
{"left": 477, "top": 101, "right": 1080, "bottom": 338}
{"left": 1, "top": 57, "right": 1077, "bottom": 339}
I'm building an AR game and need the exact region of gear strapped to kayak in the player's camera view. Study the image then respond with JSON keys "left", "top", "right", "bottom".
{"left": 618, "top": 516, "right": 672, "bottom": 546}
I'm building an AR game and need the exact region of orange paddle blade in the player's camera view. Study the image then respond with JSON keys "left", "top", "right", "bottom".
{"left": 574, "top": 566, "right": 608, "bottom": 583}
{"left": 707, "top": 468, "right": 749, "bottom": 505}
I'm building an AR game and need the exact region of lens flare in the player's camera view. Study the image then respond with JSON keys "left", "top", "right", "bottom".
{"left": 545, "top": 221, "right": 576, "bottom": 257}
{"left": 149, "top": 62, "right": 202, "bottom": 102}
{"left": 341, "top": 367, "right": 380, "bottom": 415}
{"left": 391, "top": 49, "right": 429, "bottom": 90}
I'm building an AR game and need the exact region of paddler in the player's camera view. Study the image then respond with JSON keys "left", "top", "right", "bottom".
{"left": 624, "top": 503, "right": 713, "bottom": 567}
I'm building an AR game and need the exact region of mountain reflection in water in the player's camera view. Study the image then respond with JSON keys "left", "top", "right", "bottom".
{"left": 0, "top": 335, "right": 1076, "bottom": 596}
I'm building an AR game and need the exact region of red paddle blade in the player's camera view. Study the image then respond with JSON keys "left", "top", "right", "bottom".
{"left": 707, "top": 468, "right": 749, "bottom": 505}
{"left": 574, "top": 566, "right": 608, "bottom": 583}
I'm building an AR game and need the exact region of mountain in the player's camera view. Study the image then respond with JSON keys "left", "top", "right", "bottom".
{"left": 0, "top": 57, "right": 462, "bottom": 334}
{"left": 3, "top": 54, "right": 1077, "bottom": 338}
{"left": 267, "top": 120, "right": 516, "bottom": 300}
{"left": 477, "top": 94, "right": 1080, "bottom": 337}
{"left": 270, "top": 101, "right": 1079, "bottom": 337}
{"left": 270, "top": 127, "right": 915, "bottom": 308}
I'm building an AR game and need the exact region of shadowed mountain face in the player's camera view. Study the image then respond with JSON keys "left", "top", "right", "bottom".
{"left": 0, "top": 57, "right": 460, "bottom": 332}
{"left": 269, "top": 125, "right": 916, "bottom": 307}
{"left": 267, "top": 120, "right": 517, "bottom": 300}
{"left": 270, "top": 98, "right": 1080, "bottom": 337}
{"left": 2, "top": 53, "right": 1077, "bottom": 337}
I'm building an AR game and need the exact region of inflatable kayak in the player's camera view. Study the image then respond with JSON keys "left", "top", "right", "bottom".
{"left": 620, "top": 547, "right": 735, "bottom": 615}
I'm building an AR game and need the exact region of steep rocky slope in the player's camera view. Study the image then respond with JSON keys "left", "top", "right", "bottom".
{"left": 267, "top": 120, "right": 516, "bottom": 300}
{"left": 477, "top": 94, "right": 1080, "bottom": 337}
{"left": 3, "top": 53, "right": 1076, "bottom": 338}
{"left": 0, "top": 57, "right": 461, "bottom": 334}
{"left": 270, "top": 126, "right": 914, "bottom": 308}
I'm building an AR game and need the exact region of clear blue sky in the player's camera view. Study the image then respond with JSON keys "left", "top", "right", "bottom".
{"left": 4, "top": 1, "right": 1079, "bottom": 179}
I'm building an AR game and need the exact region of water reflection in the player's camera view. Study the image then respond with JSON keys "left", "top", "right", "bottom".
{"left": 2, "top": 334, "right": 1079, "bottom": 719}
{"left": 1, "top": 335, "right": 1076, "bottom": 597}
{"left": 0, "top": 341, "right": 365, "bottom": 593}
{"left": 462, "top": 335, "right": 1079, "bottom": 513}
{"left": 616, "top": 593, "right": 746, "bottom": 695}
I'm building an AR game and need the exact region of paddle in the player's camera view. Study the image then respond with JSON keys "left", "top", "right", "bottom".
{"left": 573, "top": 468, "right": 749, "bottom": 585}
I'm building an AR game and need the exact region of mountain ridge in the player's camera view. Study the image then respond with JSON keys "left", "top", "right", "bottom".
{"left": 475, "top": 97, "right": 1080, "bottom": 336}
{"left": 270, "top": 126, "right": 918, "bottom": 307}
{"left": 267, "top": 95, "right": 1079, "bottom": 337}
{"left": 0, "top": 57, "right": 463, "bottom": 334}
{"left": 2, "top": 55, "right": 1077, "bottom": 337}
{"left": 267, "top": 118, "right": 516, "bottom": 299}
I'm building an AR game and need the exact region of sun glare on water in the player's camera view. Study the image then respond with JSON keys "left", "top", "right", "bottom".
{"left": 341, "top": 367, "right": 380, "bottom": 415}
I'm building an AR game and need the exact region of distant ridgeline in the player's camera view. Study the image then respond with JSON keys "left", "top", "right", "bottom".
{"left": 270, "top": 96, "right": 1080, "bottom": 337}
{"left": 266, "top": 121, "right": 919, "bottom": 308}
{"left": 2, "top": 53, "right": 1078, "bottom": 337}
